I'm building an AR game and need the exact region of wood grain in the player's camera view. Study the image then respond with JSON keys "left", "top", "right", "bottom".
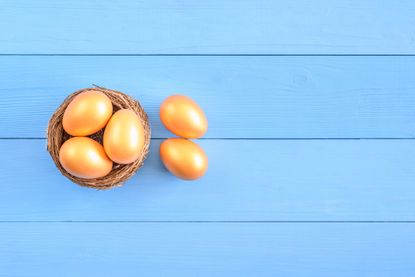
{"left": 1, "top": 0, "right": 415, "bottom": 54}
{"left": 1, "top": 222, "right": 414, "bottom": 276}
{"left": 1, "top": 56, "right": 415, "bottom": 138}
{"left": 0, "top": 139, "right": 414, "bottom": 221}
{"left": 1, "top": 1, "right": 414, "bottom": 275}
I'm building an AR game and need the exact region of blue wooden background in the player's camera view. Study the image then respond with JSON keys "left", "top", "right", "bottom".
{"left": 1, "top": 1, "right": 415, "bottom": 276}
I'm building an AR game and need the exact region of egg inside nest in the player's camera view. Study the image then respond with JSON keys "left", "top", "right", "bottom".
{"left": 61, "top": 105, "right": 124, "bottom": 168}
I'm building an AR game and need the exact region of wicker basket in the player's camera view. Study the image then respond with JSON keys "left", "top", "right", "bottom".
{"left": 47, "top": 86, "right": 151, "bottom": 190}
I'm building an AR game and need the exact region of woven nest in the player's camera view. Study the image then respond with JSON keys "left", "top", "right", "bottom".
{"left": 47, "top": 86, "right": 151, "bottom": 190}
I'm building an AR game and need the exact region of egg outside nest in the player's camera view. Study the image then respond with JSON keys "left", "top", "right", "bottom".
{"left": 47, "top": 86, "right": 151, "bottom": 190}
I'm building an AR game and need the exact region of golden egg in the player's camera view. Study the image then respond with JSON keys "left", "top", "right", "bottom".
{"left": 103, "top": 109, "right": 145, "bottom": 164}
{"left": 59, "top": 137, "right": 113, "bottom": 179}
{"left": 160, "top": 95, "right": 208, "bottom": 138}
{"left": 63, "top": 90, "right": 113, "bottom": 136}
{"left": 160, "top": 138, "right": 208, "bottom": 180}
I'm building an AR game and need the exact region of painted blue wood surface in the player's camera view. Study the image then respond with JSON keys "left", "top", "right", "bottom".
{"left": 1, "top": 0, "right": 415, "bottom": 54}
{"left": 1, "top": 223, "right": 414, "bottom": 277}
{"left": 0, "top": 139, "right": 414, "bottom": 221}
{"left": 1, "top": 56, "right": 415, "bottom": 138}
{"left": 1, "top": 0, "right": 415, "bottom": 276}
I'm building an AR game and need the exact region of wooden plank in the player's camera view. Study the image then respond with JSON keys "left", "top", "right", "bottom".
{"left": 1, "top": 0, "right": 415, "bottom": 54}
{"left": 1, "top": 56, "right": 415, "bottom": 138}
{"left": 0, "top": 222, "right": 414, "bottom": 276}
{"left": 0, "top": 139, "right": 414, "bottom": 221}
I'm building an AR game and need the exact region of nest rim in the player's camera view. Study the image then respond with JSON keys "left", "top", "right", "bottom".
{"left": 47, "top": 86, "right": 151, "bottom": 190}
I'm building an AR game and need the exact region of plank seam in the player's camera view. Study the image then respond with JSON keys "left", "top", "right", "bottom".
{"left": 0, "top": 221, "right": 414, "bottom": 223}
{"left": 2, "top": 54, "right": 415, "bottom": 57}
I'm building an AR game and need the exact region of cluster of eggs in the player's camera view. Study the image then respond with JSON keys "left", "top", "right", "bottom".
{"left": 159, "top": 95, "right": 208, "bottom": 180}
{"left": 59, "top": 90, "right": 145, "bottom": 179}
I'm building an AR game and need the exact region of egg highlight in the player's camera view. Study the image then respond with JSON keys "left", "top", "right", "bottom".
{"left": 160, "top": 95, "right": 208, "bottom": 138}
{"left": 104, "top": 109, "right": 145, "bottom": 164}
{"left": 59, "top": 137, "right": 113, "bottom": 179}
{"left": 63, "top": 90, "right": 113, "bottom": 136}
{"left": 160, "top": 138, "right": 208, "bottom": 180}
